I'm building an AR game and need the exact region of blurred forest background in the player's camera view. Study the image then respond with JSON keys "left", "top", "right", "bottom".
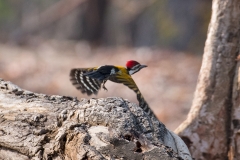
{"left": 0, "top": 0, "right": 211, "bottom": 130}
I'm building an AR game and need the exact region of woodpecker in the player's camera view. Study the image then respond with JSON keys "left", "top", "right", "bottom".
{"left": 70, "top": 60, "right": 154, "bottom": 116}
{"left": 70, "top": 60, "right": 146, "bottom": 95}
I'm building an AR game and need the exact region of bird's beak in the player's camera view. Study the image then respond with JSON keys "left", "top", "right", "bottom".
{"left": 140, "top": 65, "right": 147, "bottom": 69}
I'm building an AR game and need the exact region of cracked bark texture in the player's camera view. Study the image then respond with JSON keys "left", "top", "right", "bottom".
{"left": 0, "top": 79, "right": 191, "bottom": 160}
{"left": 175, "top": 0, "right": 240, "bottom": 159}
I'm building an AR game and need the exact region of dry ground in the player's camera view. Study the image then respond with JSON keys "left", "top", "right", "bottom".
{"left": 0, "top": 40, "right": 202, "bottom": 130}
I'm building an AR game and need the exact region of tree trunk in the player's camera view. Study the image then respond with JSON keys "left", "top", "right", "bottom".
{"left": 0, "top": 79, "right": 191, "bottom": 160}
{"left": 81, "top": 0, "right": 109, "bottom": 46}
{"left": 175, "top": 0, "right": 240, "bottom": 159}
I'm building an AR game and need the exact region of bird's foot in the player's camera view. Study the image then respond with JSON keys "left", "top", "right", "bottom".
{"left": 102, "top": 80, "right": 108, "bottom": 91}
{"left": 102, "top": 84, "right": 108, "bottom": 91}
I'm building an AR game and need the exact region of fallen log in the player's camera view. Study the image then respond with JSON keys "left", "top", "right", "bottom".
{"left": 0, "top": 79, "right": 191, "bottom": 159}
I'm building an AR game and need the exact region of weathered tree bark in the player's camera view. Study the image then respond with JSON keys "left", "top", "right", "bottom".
{"left": 175, "top": 0, "right": 240, "bottom": 159}
{"left": 230, "top": 55, "right": 240, "bottom": 159}
{"left": 0, "top": 79, "right": 191, "bottom": 160}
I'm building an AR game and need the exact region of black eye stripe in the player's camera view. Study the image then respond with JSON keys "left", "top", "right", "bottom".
{"left": 131, "top": 64, "right": 141, "bottom": 70}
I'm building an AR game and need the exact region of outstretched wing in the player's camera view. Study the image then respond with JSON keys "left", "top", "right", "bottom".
{"left": 114, "top": 73, "right": 140, "bottom": 95}
{"left": 114, "top": 74, "right": 154, "bottom": 116}
{"left": 70, "top": 68, "right": 102, "bottom": 95}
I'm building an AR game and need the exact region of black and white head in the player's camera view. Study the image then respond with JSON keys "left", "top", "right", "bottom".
{"left": 126, "top": 60, "right": 147, "bottom": 75}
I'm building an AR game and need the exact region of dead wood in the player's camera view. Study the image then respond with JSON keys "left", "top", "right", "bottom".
{"left": 0, "top": 79, "right": 191, "bottom": 160}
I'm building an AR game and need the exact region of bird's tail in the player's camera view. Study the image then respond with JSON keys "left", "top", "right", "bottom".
{"left": 136, "top": 91, "right": 168, "bottom": 142}
{"left": 136, "top": 92, "right": 155, "bottom": 118}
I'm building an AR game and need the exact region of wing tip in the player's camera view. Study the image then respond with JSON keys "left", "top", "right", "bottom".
{"left": 69, "top": 68, "right": 101, "bottom": 96}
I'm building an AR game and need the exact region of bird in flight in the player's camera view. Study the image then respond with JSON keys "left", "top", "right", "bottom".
{"left": 70, "top": 60, "right": 146, "bottom": 95}
{"left": 70, "top": 60, "right": 153, "bottom": 116}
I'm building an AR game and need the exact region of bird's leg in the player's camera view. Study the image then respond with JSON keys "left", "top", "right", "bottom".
{"left": 102, "top": 80, "right": 108, "bottom": 91}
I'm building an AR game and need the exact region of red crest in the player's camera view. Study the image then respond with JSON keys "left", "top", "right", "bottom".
{"left": 126, "top": 60, "right": 140, "bottom": 69}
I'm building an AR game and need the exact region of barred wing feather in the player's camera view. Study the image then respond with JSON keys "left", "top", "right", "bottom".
{"left": 70, "top": 68, "right": 102, "bottom": 95}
